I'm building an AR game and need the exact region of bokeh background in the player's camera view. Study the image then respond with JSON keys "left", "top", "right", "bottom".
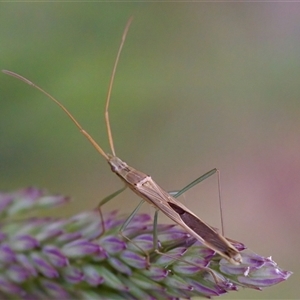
{"left": 0, "top": 3, "right": 299, "bottom": 299}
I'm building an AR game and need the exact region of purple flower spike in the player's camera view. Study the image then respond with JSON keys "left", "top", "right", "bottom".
{"left": 0, "top": 188, "right": 292, "bottom": 299}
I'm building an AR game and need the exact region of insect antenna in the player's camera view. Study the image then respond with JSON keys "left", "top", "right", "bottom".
{"left": 105, "top": 16, "right": 133, "bottom": 157}
{"left": 2, "top": 70, "right": 109, "bottom": 160}
{"left": 2, "top": 17, "right": 133, "bottom": 161}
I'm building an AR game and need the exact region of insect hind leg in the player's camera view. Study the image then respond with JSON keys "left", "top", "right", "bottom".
{"left": 172, "top": 168, "right": 225, "bottom": 235}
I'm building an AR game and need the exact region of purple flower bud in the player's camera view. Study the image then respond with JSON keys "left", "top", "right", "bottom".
{"left": 10, "top": 235, "right": 39, "bottom": 251}
{"left": 91, "top": 246, "right": 108, "bottom": 262}
{"left": 62, "top": 239, "right": 99, "bottom": 258}
{"left": 131, "top": 271, "right": 171, "bottom": 291}
{"left": 56, "top": 232, "right": 82, "bottom": 244}
{"left": 154, "top": 246, "right": 187, "bottom": 266}
{"left": 140, "top": 266, "right": 169, "bottom": 282}
{"left": 0, "top": 244, "right": 16, "bottom": 263}
{"left": 43, "top": 246, "right": 69, "bottom": 267}
{"left": 130, "top": 233, "right": 154, "bottom": 252}
{"left": 7, "top": 188, "right": 43, "bottom": 215}
{"left": 108, "top": 257, "right": 132, "bottom": 276}
{"left": 7, "top": 264, "right": 30, "bottom": 283}
{"left": 71, "top": 211, "right": 99, "bottom": 223}
{"left": 36, "top": 229, "right": 63, "bottom": 243}
{"left": 101, "top": 210, "right": 126, "bottom": 230}
{"left": 31, "top": 252, "right": 59, "bottom": 278}
{"left": 43, "top": 219, "right": 69, "bottom": 232}
{"left": 8, "top": 218, "right": 49, "bottom": 236}
{"left": 99, "top": 235, "right": 126, "bottom": 254}
{"left": 157, "top": 229, "right": 191, "bottom": 244}
{"left": 0, "top": 194, "right": 14, "bottom": 214}
{"left": 187, "top": 278, "right": 228, "bottom": 297}
{"left": 38, "top": 195, "right": 70, "bottom": 207}
{"left": 95, "top": 266, "right": 128, "bottom": 291}
{"left": 82, "top": 265, "right": 105, "bottom": 286}
{"left": 0, "top": 275, "right": 26, "bottom": 296}
{"left": 237, "top": 257, "right": 292, "bottom": 287}
{"left": 40, "top": 279, "right": 70, "bottom": 299}
{"left": 173, "top": 260, "right": 209, "bottom": 275}
{"left": 61, "top": 266, "right": 83, "bottom": 284}
{"left": 120, "top": 250, "right": 148, "bottom": 269}
{"left": 16, "top": 253, "right": 37, "bottom": 277}
{"left": 128, "top": 213, "right": 152, "bottom": 226}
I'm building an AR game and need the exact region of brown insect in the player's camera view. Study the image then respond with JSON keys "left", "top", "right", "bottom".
{"left": 2, "top": 17, "right": 242, "bottom": 265}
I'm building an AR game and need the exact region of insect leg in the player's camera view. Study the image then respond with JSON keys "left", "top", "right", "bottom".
{"left": 118, "top": 199, "right": 152, "bottom": 267}
{"left": 172, "top": 168, "right": 225, "bottom": 235}
{"left": 172, "top": 168, "right": 218, "bottom": 198}
{"left": 96, "top": 186, "right": 127, "bottom": 237}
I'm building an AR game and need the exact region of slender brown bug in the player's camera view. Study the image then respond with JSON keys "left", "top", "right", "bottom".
{"left": 3, "top": 17, "right": 242, "bottom": 265}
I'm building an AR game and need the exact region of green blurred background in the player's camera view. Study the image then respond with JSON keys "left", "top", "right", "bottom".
{"left": 0, "top": 3, "right": 299, "bottom": 299}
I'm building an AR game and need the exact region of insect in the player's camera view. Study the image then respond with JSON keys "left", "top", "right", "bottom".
{"left": 2, "top": 18, "right": 242, "bottom": 265}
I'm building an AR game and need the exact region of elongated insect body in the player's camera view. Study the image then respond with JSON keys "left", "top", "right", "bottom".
{"left": 3, "top": 18, "right": 242, "bottom": 265}
{"left": 108, "top": 156, "right": 241, "bottom": 265}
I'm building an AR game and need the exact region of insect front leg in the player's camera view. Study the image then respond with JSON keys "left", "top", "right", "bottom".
{"left": 95, "top": 186, "right": 127, "bottom": 238}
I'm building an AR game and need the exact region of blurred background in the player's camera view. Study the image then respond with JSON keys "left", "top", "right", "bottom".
{"left": 0, "top": 3, "right": 299, "bottom": 299}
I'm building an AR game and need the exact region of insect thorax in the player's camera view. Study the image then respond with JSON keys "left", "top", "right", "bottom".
{"left": 108, "top": 155, "right": 150, "bottom": 186}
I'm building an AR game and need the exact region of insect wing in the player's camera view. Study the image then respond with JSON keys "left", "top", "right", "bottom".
{"left": 135, "top": 178, "right": 242, "bottom": 265}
